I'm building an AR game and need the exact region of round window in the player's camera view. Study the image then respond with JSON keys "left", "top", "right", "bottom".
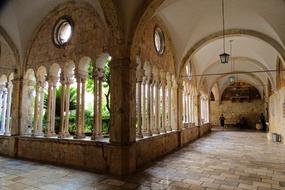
{"left": 53, "top": 17, "right": 73, "bottom": 46}
{"left": 154, "top": 27, "right": 165, "bottom": 55}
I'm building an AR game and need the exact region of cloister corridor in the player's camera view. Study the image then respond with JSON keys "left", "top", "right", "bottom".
{"left": 0, "top": 130, "right": 284, "bottom": 190}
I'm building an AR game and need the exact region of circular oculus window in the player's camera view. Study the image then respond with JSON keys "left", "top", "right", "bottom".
{"left": 154, "top": 27, "right": 165, "bottom": 55}
{"left": 53, "top": 17, "right": 73, "bottom": 46}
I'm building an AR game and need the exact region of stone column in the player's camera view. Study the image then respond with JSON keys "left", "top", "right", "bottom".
{"left": 141, "top": 77, "right": 146, "bottom": 133}
{"left": 146, "top": 78, "right": 152, "bottom": 136}
{"left": 59, "top": 76, "right": 71, "bottom": 138}
{"left": 194, "top": 93, "right": 201, "bottom": 126}
{"left": 177, "top": 82, "right": 184, "bottom": 130}
{"left": 45, "top": 77, "right": 57, "bottom": 137}
{"left": 91, "top": 69, "right": 98, "bottom": 140}
{"left": 171, "top": 75, "right": 178, "bottom": 130}
{"left": 0, "top": 87, "right": 3, "bottom": 133}
{"left": 75, "top": 71, "right": 87, "bottom": 139}
{"left": 191, "top": 94, "right": 194, "bottom": 125}
{"left": 166, "top": 73, "right": 172, "bottom": 131}
{"left": 109, "top": 57, "right": 136, "bottom": 145}
{"left": 160, "top": 70, "right": 167, "bottom": 133}
{"left": 35, "top": 81, "right": 45, "bottom": 136}
{"left": 136, "top": 61, "right": 144, "bottom": 138}
{"left": 152, "top": 66, "right": 160, "bottom": 134}
{"left": 1, "top": 88, "right": 7, "bottom": 134}
{"left": 51, "top": 81, "right": 57, "bottom": 135}
{"left": 150, "top": 80, "right": 155, "bottom": 133}
{"left": 4, "top": 82, "right": 12, "bottom": 135}
{"left": 97, "top": 69, "right": 104, "bottom": 136}
{"left": 10, "top": 78, "right": 21, "bottom": 136}
{"left": 32, "top": 83, "right": 40, "bottom": 136}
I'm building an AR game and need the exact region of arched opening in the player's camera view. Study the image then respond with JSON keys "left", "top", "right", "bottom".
{"left": 211, "top": 82, "right": 263, "bottom": 129}
{"left": 22, "top": 69, "right": 36, "bottom": 135}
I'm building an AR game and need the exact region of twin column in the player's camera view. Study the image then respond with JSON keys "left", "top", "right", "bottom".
{"left": 136, "top": 62, "right": 173, "bottom": 137}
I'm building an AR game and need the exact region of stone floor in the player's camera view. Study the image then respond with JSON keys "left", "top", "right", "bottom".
{"left": 0, "top": 131, "right": 285, "bottom": 190}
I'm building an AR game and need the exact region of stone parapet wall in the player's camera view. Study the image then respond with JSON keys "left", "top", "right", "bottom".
{"left": 180, "top": 127, "right": 199, "bottom": 146}
{"left": 0, "top": 136, "right": 16, "bottom": 157}
{"left": 199, "top": 124, "right": 211, "bottom": 137}
{"left": 136, "top": 131, "right": 179, "bottom": 168}
{"left": 0, "top": 127, "right": 211, "bottom": 175}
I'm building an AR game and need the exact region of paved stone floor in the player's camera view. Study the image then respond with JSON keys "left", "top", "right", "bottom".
{"left": 0, "top": 131, "right": 285, "bottom": 190}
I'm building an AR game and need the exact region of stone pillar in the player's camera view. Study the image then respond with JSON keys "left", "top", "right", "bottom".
{"left": 75, "top": 70, "right": 87, "bottom": 139}
{"left": 141, "top": 77, "right": 146, "bottom": 133}
{"left": 45, "top": 77, "right": 57, "bottom": 137}
{"left": 171, "top": 75, "right": 178, "bottom": 130}
{"left": 58, "top": 76, "right": 71, "bottom": 138}
{"left": 32, "top": 83, "right": 40, "bottom": 136}
{"left": 194, "top": 93, "right": 201, "bottom": 126}
{"left": 150, "top": 80, "right": 155, "bottom": 133}
{"left": 11, "top": 78, "right": 21, "bottom": 136}
{"left": 36, "top": 82, "right": 45, "bottom": 136}
{"left": 91, "top": 69, "right": 98, "bottom": 140}
{"left": 146, "top": 78, "right": 152, "bottom": 136}
{"left": 177, "top": 82, "right": 184, "bottom": 131}
{"left": 97, "top": 70, "right": 104, "bottom": 136}
{"left": 152, "top": 66, "right": 160, "bottom": 134}
{"left": 136, "top": 61, "right": 144, "bottom": 138}
{"left": 160, "top": 70, "right": 167, "bottom": 133}
{"left": 0, "top": 88, "right": 7, "bottom": 134}
{"left": 166, "top": 73, "right": 172, "bottom": 131}
{"left": 109, "top": 58, "right": 136, "bottom": 145}
{"left": 0, "top": 87, "right": 3, "bottom": 133}
{"left": 4, "top": 82, "right": 12, "bottom": 135}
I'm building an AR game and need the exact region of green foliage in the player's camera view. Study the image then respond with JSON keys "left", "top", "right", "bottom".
{"left": 43, "top": 60, "right": 111, "bottom": 134}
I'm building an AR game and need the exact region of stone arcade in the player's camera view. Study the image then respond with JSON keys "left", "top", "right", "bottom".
{"left": 0, "top": 0, "right": 284, "bottom": 189}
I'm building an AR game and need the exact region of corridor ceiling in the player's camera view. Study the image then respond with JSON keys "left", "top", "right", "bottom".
{"left": 1, "top": 0, "right": 285, "bottom": 97}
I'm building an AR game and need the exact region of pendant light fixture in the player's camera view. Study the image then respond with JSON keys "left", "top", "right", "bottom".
{"left": 229, "top": 40, "right": 235, "bottom": 84}
{"left": 219, "top": 0, "right": 230, "bottom": 64}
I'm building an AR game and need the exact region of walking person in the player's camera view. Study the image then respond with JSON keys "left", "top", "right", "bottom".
{"left": 260, "top": 113, "right": 266, "bottom": 132}
{"left": 219, "top": 114, "right": 225, "bottom": 128}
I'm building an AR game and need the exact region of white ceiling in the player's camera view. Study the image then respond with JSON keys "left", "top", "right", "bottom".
{"left": 156, "top": 0, "right": 285, "bottom": 95}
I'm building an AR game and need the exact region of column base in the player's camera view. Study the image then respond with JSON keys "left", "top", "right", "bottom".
{"left": 143, "top": 131, "right": 152, "bottom": 137}
{"left": 58, "top": 132, "right": 70, "bottom": 138}
{"left": 44, "top": 132, "right": 57, "bottom": 137}
{"left": 4, "top": 131, "right": 11, "bottom": 136}
{"left": 160, "top": 129, "right": 167, "bottom": 134}
{"left": 91, "top": 134, "right": 104, "bottom": 140}
{"left": 74, "top": 134, "right": 86, "bottom": 139}
{"left": 136, "top": 132, "right": 143, "bottom": 138}
{"left": 32, "top": 131, "right": 44, "bottom": 137}
{"left": 152, "top": 129, "right": 160, "bottom": 135}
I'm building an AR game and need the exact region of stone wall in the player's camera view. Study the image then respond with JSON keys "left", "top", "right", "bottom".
{"left": 138, "top": 16, "right": 176, "bottom": 74}
{"left": 26, "top": 2, "right": 108, "bottom": 71}
{"left": 210, "top": 100, "right": 265, "bottom": 128}
{"left": 136, "top": 131, "right": 179, "bottom": 168}
{"left": 0, "top": 126, "right": 211, "bottom": 175}
{"left": 269, "top": 87, "right": 285, "bottom": 142}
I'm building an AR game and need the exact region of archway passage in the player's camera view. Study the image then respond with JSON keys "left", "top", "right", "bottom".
{"left": 211, "top": 82, "right": 263, "bottom": 129}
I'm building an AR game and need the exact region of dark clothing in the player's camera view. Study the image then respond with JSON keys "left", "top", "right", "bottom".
{"left": 260, "top": 115, "right": 266, "bottom": 132}
{"left": 219, "top": 116, "right": 225, "bottom": 127}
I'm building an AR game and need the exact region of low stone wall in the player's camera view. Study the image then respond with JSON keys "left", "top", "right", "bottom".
{"left": 0, "top": 136, "right": 16, "bottom": 157}
{"left": 180, "top": 127, "right": 199, "bottom": 146}
{"left": 0, "top": 126, "right": 211, "bottom": 175}
{"left": 17, "top": 137, "right": 108, "bottom": 173}
{"left": 136, "top": 131, "right": 179, "bottom": 168}
{"left": 200, "top": 124, "right": 211, "bottom": 137}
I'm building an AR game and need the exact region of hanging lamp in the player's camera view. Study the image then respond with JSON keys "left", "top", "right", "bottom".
{"left": 219, "top": 0, "right": 230, "bottom": 64}
{"left": 229, "top": 40, "right": 235, "bottom": 83}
